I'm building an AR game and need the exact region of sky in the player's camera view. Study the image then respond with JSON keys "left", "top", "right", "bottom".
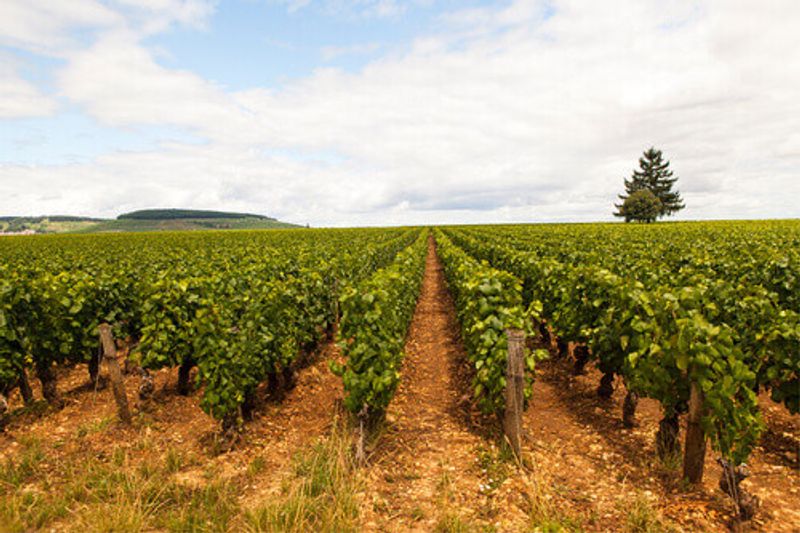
{"left": 0, "top": 0, "right": 799, "bottom": 227}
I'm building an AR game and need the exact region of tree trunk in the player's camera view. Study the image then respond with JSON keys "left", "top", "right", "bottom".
{"left": 572, "top": 345, "right": 590, "bottom": 375}
{"left": 718, "top": 459, "right": 759, "bottom": 521}
{"left": 18, "top": 369, "right": 34, "bottom": 405}
{"left": 683, "top": 381, "right": 707, "bottom": 484}
{"left": 556, "top": 338, "right": 568, "bottom": 359}
{"left": 177, "top": 358, "right": 194, "bottom": 396}
{"left": 538, "top": 322, "right": 551, "bottom": 346}
{"left": 36, "top": 362, "right": 63, "bottom": 408}
{"left": 88, "top": 344, "right": 101, "bottom": 387}
{"left": 656, "top": 412, "right": 680, "bottom": 460}
{"left": 267, "top": 371, "right": 280, "bottom": 397}
{"left": 597, "top": 371, "right": 615, "bottom": 399}
{"left": 219, "top": 410, "right": 241, "bottom": 452}
{"left": 282, "top": 365, "right": 297, "bottom": 392}
{"left": 241, "top": 389, "right": 257, "bottom": 420}
{"left": 622, "top": 390, "right": 639, "bottom": 428}
{"left": 138, "top": 368, "right": 154, "bottom": 401}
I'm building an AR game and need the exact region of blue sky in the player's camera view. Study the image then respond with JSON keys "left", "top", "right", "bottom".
{"left": 2, "top": 0, "right": 490, "bottom": 165}
{"left": 1, "top": 0, "right": 799, "bottom": 225}
{"left": 144, "top": 1, "right": 477, "bottom": 88}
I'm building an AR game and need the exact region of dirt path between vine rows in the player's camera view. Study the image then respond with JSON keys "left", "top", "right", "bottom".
{"left": 527, "top": 356, "right": 800, "bottom": 532}
{"left": 360, "top": 237, "right": 501, "bottom": 531}
{"left": 359, "top": 237, "right": 799, "bottom": 532}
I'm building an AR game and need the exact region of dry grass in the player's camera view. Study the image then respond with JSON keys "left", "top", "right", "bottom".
{"left": 241, "top": 417, "right": 361, "bottom": 533}
{"left": 0, "top": 436, "right": 239, "bottom": 532}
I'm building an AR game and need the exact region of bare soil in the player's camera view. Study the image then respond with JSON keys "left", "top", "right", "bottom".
{"left": 360, "top": 237, "right": 494, "bottom": 531}
{"left": 0, "top": 337, "right": 345, "bottom": 520}
{"left": 527, "top": 351, "right": 800, "bottom": 532}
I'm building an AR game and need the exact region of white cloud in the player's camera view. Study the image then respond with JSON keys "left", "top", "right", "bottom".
{"left": 321, "top": 42, "right": 382, "bottom": 61}
{"left": 0, "top": 0, "right": 215, "bottom": 55}
{"left": 1, "top": 0, "right": 800, "bottom": 224}
{"left": 0, "top": 0, "right": 121, "bottom": 55}
{"left": 271, "top": 0, "right": 413, "bottom": 19}
{"left": 0, "top": 60, "right": 58, "bottom": 118}
{"left": 57, "top": 33, "right": 251, "bottom": 137}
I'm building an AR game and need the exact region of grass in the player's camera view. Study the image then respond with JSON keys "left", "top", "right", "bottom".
{"left": 0, "top": 437, "right": 240, "bottom": 532}
{"left": 246, "top": 455, "right": 267, "bottom": 479}
{"left": 0, "top": 437, "right": 44, "bottom": 488}
{"left": 525, "top": 476, "right": 585, "bottom": 533}
{"left": 476, "top": 443, "right": 513, "bottom": 495}
{"left": 434, "top": 459, "right": 482, "bottom": 532}
{"left": 75, "top": 416, "right": 116, "bottom": 438}
{"left": 242, "top": 419, "right": 361, "bottom": 533}
{"left": 435, "top": 512, "right": 483, "bottom": 532}
{"left": 622, "top": 494, "right": 677, "bottom": 533}
{"left": 485, "top": 449, "right": 584, "bottom": 533}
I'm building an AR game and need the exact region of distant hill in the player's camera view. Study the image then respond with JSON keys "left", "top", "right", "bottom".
{"left": 0, "top": 216, "right": 103, "bottom": 223}
{"left": 118, "top": 209, "right": 275, "bottom": 221}
{"left": 83, "top": 217, "right": 298, "bottom": 233}
{"left": 0, "top": 209, "right": 300, "bottom": 234}
{"left": 0, "top": 216, "right": 105, "bottom": 234}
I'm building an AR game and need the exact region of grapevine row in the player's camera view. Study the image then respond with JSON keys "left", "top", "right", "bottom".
{"left": 434, "top": 230, "right": 547, "bottom": 417}
{"left": 0, "top": 228, "right": 420, "bottom": 431}
{"left": 445, "top": 227, "right": 783, "bottom": 470}
{"left": 332, "top": 232, "right": 427, "bottom": 421}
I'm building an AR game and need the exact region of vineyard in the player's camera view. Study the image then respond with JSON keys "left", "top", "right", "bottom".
{"left": 0, "top": 222, "right": 798, "bottom": 532}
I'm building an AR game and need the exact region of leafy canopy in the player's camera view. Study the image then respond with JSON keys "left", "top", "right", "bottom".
{"left": 614, "top": 147, "right": 684, "bottom": 222}
{"left": 618, "top": 189, "right": 661, "bottom": 224}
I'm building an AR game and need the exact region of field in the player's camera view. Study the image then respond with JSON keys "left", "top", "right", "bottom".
{"left": 0, "top": 222, "right": 798, "bottom": 532}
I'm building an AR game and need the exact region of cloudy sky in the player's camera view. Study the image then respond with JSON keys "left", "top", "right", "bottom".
{"left": 1, "top": 0, "right": 798, "bottom": 226}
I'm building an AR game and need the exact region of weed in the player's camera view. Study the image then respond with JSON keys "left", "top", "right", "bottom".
{"left": 75, "top": 416, "right": 115, "bottom": 438}
{"left": 435, "top": 511, "right": 478, "bottom": 532}
{"left": 0, "top": 489, "right": 67, "bottom": 532}
{"left": 410, "top": 505, "right": 425, "bottom": 521}
{"left": 164, "top": 448, "right": 185, "bottom": 474}
{"left": 162, "top": 481, "right": 239, "bottom": 532}
{"left": 0, "top": 437, "right": 44, "bottom": 488}
{"left": 519, "top": 462, "right": 584, "bottom": 532}
{"left": 246, "top": 455, "right": 267, "bottom": 479}
{"left": 622, "top": 494, "right": 676, "bottom": 533}
{"left": 476, "top": 444, "right": 511, "bottom": 494}
{"left": 243, "top": 421, "right": 360, "bottom": 533}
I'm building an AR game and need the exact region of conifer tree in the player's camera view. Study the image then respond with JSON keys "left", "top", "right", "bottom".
{"left": 614, "top": 147, "right": 684, "bottom": 221}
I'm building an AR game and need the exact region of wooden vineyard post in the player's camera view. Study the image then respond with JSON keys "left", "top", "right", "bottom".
{"left": 98, "top": 324, "right": 132, "bottom": 424}
{"left": 504, "top": 329, "right": 526, "bottom": 461}
{"left": 683, "top": 380, "right": 706, "bottom": 483}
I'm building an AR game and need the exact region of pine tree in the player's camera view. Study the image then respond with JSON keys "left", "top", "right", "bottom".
{"left": 614, "top": 147, "right": 684, "bottom": 221}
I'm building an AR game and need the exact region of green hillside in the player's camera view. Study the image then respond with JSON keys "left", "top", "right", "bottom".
{"left": 117, "top": 209, "right": 275, "bottom": 221}
{"left": 0, "top": 210, "right": 299, "bottom": 234}
{"left": 80, "top": 217, "right": 298, "bottom": 233}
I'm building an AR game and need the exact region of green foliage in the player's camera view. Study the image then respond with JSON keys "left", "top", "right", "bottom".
{"left": 435, "top": 231, "right": 546, "bottom": 416}
{"left": 617, "top": 189, "right": 661, "bottom": 223}
{"left": 0, "top": 227, "right": 420, "bottom": 424}
{"left": 614, "top": 147, "right": 684, "bottom": 220}
{"left": 446, "top": 220, "right": 800, "bottom": 465}
{"left": 332, "top": 233, "right": 427, "bottom": 418}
